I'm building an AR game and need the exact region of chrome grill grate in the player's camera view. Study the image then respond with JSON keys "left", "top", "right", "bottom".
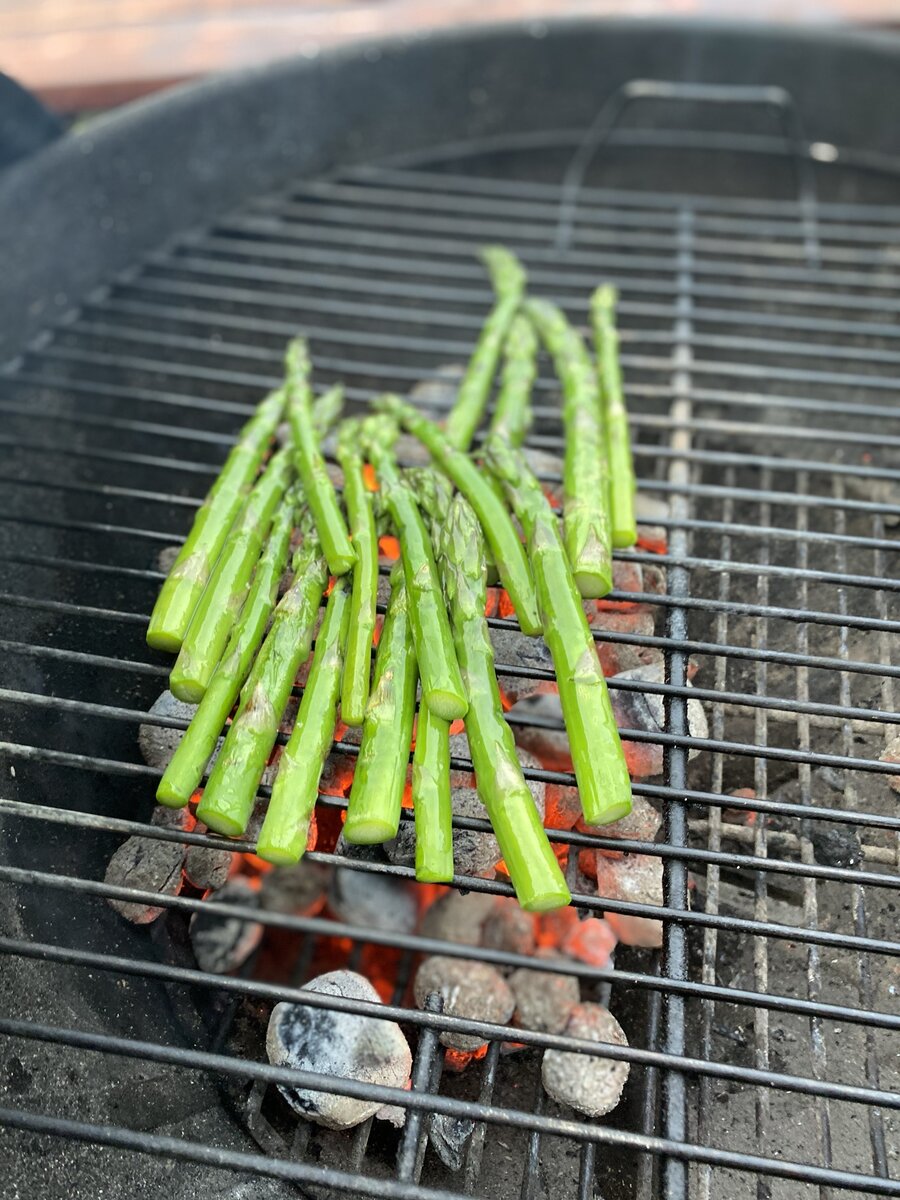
{"left": 0, "top": 116, "right": 899, "bottom": 1200}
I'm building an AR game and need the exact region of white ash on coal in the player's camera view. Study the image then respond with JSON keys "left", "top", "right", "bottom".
{"left": 880, "top": 735, "right": 900, "bottom": 795}
{"left": 414, "top": 956, "right": 514, "bottom": 1052}
{"left": 509, "top": 963, "right": 580, "bottom": 1035}
{"left": 189, "top": 877, "right": 263, "bottom": 973}
{"left": 428, "top": 1112, "right": 475, "bottom": 1172}
{"left": 490, "top": 627, "right": 555, "bottom": 706}
{"left": 409, "top": 364, "right": 464, "bottom": 420}
{"left": 156, "top": 545, "right": 181, "bottom": 575}
{"left": 184, "top": 825, "right": 234, "bottom": 892}
{"left": 386, "top": 733, "right": 545, "bottom": 878}
{"left": 328, "top": 866, "right": 418, "bottom": 934}
{"left": 594, "top": 852, "right": 664, "bottom": 949}
{"left": 579, "top": 795, "right": 661, "bottom": 847}
{"left": 138, "top": 691, "right": 199, "bottom": 772}
{"left": 418, "top": 890, "right": 496, "bottom": 947}
{"left": 541, "top": 1003, "right": 630, "bottom": 1118}
{"left": 609, "top": 660, "right": 708, "bottom": 777}
{"left": 267, "top": 969, "right": 412, "bottom": 1130}
{"left": 260, "top": 860, "right": 330, "bottom": 915}
{"left": 480, "top": 897, "right": 536, "bottom": 957}
{"left": 104, "top": 830, "right": 185, "bottom": 924}
{"left": 150, "top": 803, "right": 193, "bottom": 831}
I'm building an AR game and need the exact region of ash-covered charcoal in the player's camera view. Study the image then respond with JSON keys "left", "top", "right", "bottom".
{"left": 328, "top": 866, "right": 418, "bottom": 934}
{"left": 157, "top": 545, "right": 181, "bottom": 575}
{"left": 609, "top": 660, "right": 708, "bottom": 777}
{"left": 138, "top": 691, "right": 198, "bottom": 772}
{"left": 522, "top": 447, "right": 564, "bottom": 499}
{"left": 509, "top": 963, "right": 580, "bottom": 1034}
{"left": 150, "top": 804, "right": 194, "bottom": 832}
{"left": 490, "top": 627, "right": 555, "bottom": 705}
{"left": 480, "top": 897, "right": 536, "bottom": 956}
{"left": 428, "top": 1112, "right": 475, "bottom": 1172}
{"left": 414, "top": 956, "right": 514, "bottom": 1051}
{"left": 267, "top": 969, "right": 412, "bottom": 1130}
{"left": 579, "top": 796, "right": 661, "bottom": 848}
{"left": 418, "top": 890, "right": 495, "bottom": 947}
{"left": 410, "top": 364, "right": 464, "bottom": 419}
{"left": 189, "top": 877, "right": 263, "bottom": 973}
{"left": 542, "top": 1003, "right": 630, "bottom": 1117}
{"left": 595, "top": 852, "right": 663, "bottom": 949}
{"left": 260, "top": 860, "right": 330, "bottom": 915}
{"left": 184, "top": 830, "right": 234, "bottom": 892}
{"left": 105, "top": 833, "right": 185, "bottom": 924}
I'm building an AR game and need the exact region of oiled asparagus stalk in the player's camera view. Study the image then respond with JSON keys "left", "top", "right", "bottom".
{"left": 376, "top": 394, "right": 540, "bottom": 637}
{"left": 169, "top": 446, "right": 293, "bottom": 702}
{"left": 591, "top": 284, "right": 637, "bottom": 548}
{"left": 195, "top": 511, "right": 329, "bottom": 836}
{"left": 147, "top": 388, "right": 286, "bottom": 652}
{"left": 343, "top": 564, "right": 418, "bottom": 844}
{"left": 285, "top": 338, "right": 355, "bottom": 576}
{"left": 485, "top": 436, "right": 632, "bottom": 828}
{"left": 438, "top": 493, "right": 571, "bottom": 911}
{"left": 365, "top": 416, "right": 467, "bottom": 721}
{"left": 156, "top": 492, "right": 297, "bottom": 807}
{"left": 490, "top": 312, "right": 538, "bottom": 448}
{"left": 256, "top": 578, "right": 351, "bottom": 864}
{"left": 526, "top": 297, "right": 612, "bottom": 599}
{"left": 444, "top": 246, "right": 526, "bottom": 451}
{"left": 334, "top": 420, "right": 378, "bottom": 726}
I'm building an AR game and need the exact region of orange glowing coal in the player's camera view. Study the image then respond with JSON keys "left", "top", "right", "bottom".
{"left": 444, "top": 1043, "right": 489, "bottom": 1073}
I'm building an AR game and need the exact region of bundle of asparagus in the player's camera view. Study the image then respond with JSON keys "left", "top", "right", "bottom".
{"left": 145, "top": 246, "right": 637, "bottom": 913}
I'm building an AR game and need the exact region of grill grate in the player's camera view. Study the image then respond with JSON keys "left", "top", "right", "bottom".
{"left": 1, "top": 103, "right": 899, "bottom": 1200}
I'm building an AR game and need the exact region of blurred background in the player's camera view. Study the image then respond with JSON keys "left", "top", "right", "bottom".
{"left": 5, "top": 0, "right": 900, "bottom": 116}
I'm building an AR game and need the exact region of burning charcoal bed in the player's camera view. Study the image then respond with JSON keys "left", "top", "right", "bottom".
{"left": 2, "top": 19, "right": 900, "bottom": 1200}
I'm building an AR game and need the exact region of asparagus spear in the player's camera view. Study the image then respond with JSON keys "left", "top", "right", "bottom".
{"left": 343, "top": 563, "right": 418, "bottom": 844}
{"left": 170, "top": 446, "right": 293, "bottom": 702}
{"left": 376, "top": 394, "right": 541, "bottom": 637}
{"left": 591, "top": 285, "right": 637, "bottom": 548}
{"left": 405, "top": 467, "right": 455, "bottom": 883}
{"left": 444, "top": 246, "right": 526, "bottom": 451}
{"left": 285, "top": 338, "right": 355, "bottom": 577}
{"left": 364, "top": 416, "right": 467, "bottom": 721}
{"left": 156, "top": 492, "right": 297, "bottom": 808}
{"left": 526, "top": 297, "right": 612, "bottom": 599}
{"left": 438, "top": 493, "right": 571, "bottom": 911}
{"left": 195, "top": 511, "right": 329, "bottom": 836}
{"left": 147, "top": 387, "right": 286, "bottom": 652}
{"left": 334, "top": 420, "right": 378, "bottom": 727}
{"left": 256, "top": 578, "right": 351, "bottom": 864}
{"left": 490, "top": 312, "right": 538, "bottom": 448}
{"left": 485, "top": 436, "right": 632, "bottom": 828}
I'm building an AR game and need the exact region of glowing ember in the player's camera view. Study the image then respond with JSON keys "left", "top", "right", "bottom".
{"left": 444, "top": 1044, "right": 489, "bottom": 1072}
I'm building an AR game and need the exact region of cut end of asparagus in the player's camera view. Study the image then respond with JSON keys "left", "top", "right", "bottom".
{"left": 326, "top": 548, "right": 357, "bottom": 577}
{"left": 342, "top": 814, "right": 402, "bottom": 845}
{"left": 581, "top": 795, "right": 634, "bottom": 828}
{"left": 519, "top": 884, "right": 573, "bottom": 914}
{"left": 155, "top": 779, "right": 192, "bottom": 809}
{"left": 612, "top": 526, "right": 639, "bottom": 550}
{"left": 146, "top": 626, "right": 185, "bottom": 655}
{"left": 168, "top": 669, "right": 208, "bottom": 706}
{"left": 255, "top": 838, "right": 308, "bottom": 867}
{"left": 572, "top": 565, "right": 614, "bottom": 601}
{"left": 415, "top": 863, "right": 455, "bottom": 884}
{"left": 423, "top": 687, "right": 468, "bottom": 723}
{"left": 195, "top": 798, "right": 245, "bottom": 838}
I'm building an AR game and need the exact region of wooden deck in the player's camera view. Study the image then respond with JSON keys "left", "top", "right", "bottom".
{"left": 6, "top": 0, "right": 896, "bottom": 111}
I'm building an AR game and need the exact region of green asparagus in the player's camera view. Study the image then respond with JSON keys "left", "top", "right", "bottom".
{"left": 343, "top": 563, "right": 419, "bottom": 844}
{"left": 438, "top": 492, "right": 571, "bottom": 911}
{"left": 490, "top": 312, "right": 538, "bottom": 448}
{"left": 365, "top": 416, "right": 467, "bottom": 721}
{"left": 376, "top": 394, "right": 541, "bottom": 637}
{"left": 444, "top": 246, "right": 526, "bottom": 451}
{"left": 591, "top": 284, "right": 637, "bottom": 548}
{"left": 334, "top": 420, "right": 378, "bottom": 726}
{"left": 407, "top": 467, "right": 455, "bottom": 883}
{"left": 526, "top": 297, "right": 612, "bottom": 599}
{"left": 169, "top": 445, "right": 293, "bottom": 702}
{"left": 256, "top": 578, "right": 351, "bottom": 864}
{"left": 485, "top": 436, "right": 632, "bottom": 828}
{"left": 156, "top": 491, "right": 297, "bottom": 808}
{"left": 285, "top": 339, "right": 355, "bottom": 577}
{"left": 147, "top": 388, "right": 286, "bottom": 652}
{"left": 195, "top": 510, "right": 329, "bottom": 836}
